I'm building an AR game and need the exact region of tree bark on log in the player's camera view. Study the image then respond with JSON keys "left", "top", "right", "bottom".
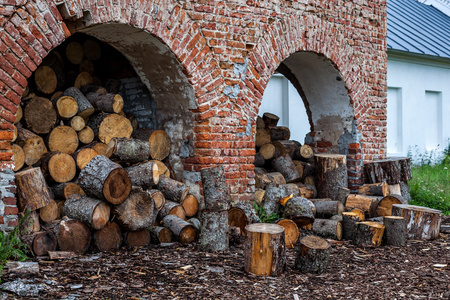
{"left": 24, "top": 96, "right": 57, "bottom": 134}
{"left": 64, "top": 195, "right": 110, "bottom": 230}
{"left": 383, "top": 216, "right": 406, "bottom": 246}
{"left": 200, "top": 166, "right": 231, "bottom": 211}
{"left": 399, "top": 181, "right": 411, "bottom": 203}
{"left": 314, "top": 154, "right": 348, "bottom": 199}
{"left": 336, "top": 187, "right": 350, "bottom": 205}
{"left": 376, "top": 194, "right": 405, "bottom": 217}
{"left": 86, "top": 92, "right": 124, "bottom": 114}
{"left": 162, "top": 215, "right": 198, "bottom": 245}
{"left": 293, "top": 145, "right": 314, "bottom": 161}
{"left": 255, "top": 128, "right": 271, "bottom": 147}
{"left": 313, "top": 200, "right": 344, "bottom": 218}
{"left": 364, "top": 157, "right": 412, "bottom": 185}
{"left": 156, "top": 175, "right": 190, "bottom": 203}
{"left": 93, "top": 221, "right": 122, "bottom": 252}
{"left": 255, "top": 172, "right": 286, "bottom": 189}
{"left": 342, "top": 212, "right": 363, "bottom": 240}
{"left": 294, "top": 235, "right": 331, "bottom": 274}
{"left": 254, "top": 153, "right": 266, "bottom": 167}
{"left": 115, "top": 186, "right": 156, "bottom": 231}
{"left": 63, "top": 87, "right": 95, "bottom": 119}
{"left": 52, "top": 182, "right": 85, "bottom": 200}
{"left": 21, "top": 231, "right": 57, "bottom": 256}
{"left": 74, "top": 72, "right": 94, "bottom": 89}
{"left": 124, "top": 161, "right": 160, "bottom": 189}
{"left": 392, "top": 204, "right": 442, "bottom": 240}
{"left": 15, "top": 167, "right": 52, "bottom": 211}
{"left": 295, "top": 183, "right": 317, "bottom": 199}
{"left": 283, "top": 197, "right": 315, "bottom": 227}
{"left": 40, "top": 151, "right": 76, "bottom": 183}
{"left": 276, "top": 219, "right": 299, "bottom": 249}
{"left": 148, "top": 226, "right": 173, "bottom": 244}
{"left": 311, "top": 219, "right": 343, "bottom": 241}
{"left": 56, "top": 218, "right": 91, "bottom": 255}
{"left": 123, "top": 229, "right": 150, "bottom": 247}
{"left": 200, "top": 210, "right": 229, "bottom": 252}
{"left": 345, "top": 194, "right": 381, "bottom": 218}
{"left": 16, "top": 127, "right": 48, "bottom": 166}
{"left": 272, "top": 154, "right": 302, "bottom": 183}
{"left": 262, "top": 112, "right": 280, "bottom": 128}
{"left": 358, "top": 182, "right": 390, "bottom": 197}
{"left": 19, "top": 210, "right": 40, "bottom": 235}
{"left": 244, "top": 223, "right": 286, "bottom": 276}
{"left": 71, "top": 148, "right": 99, "bottom": 170}
{"left": 158, "top": 200, "right": 186, "bottom": 221}
{"left": 48, "top": 125, "right": 79, "bottom": 154}
{"left": 262, "top": 184, "right": 288, "bottom": 216}
{"left": 270, "top": 126, "right": 290, "bottom": 141}
{"left": 78, "top": 155, "right": 131, "bottom": 205}
{"left": 354, "top": 221, "right": 385, "bottom": 247}
{"left": 106, "top": 137, "right": 150, "bottom": 164}
{"left": 273, "top": 140, "right": 301, "bottom": 158}
{"left": 80, "top": 83, "right": 107, "bottom": 95}
{"left": 132, "top": 128, "right": 171, "bottom": 161}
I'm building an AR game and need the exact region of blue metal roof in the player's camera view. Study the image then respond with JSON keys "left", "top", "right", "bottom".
{"left": 388, "top": 0, "right": 450, "bottom": 59}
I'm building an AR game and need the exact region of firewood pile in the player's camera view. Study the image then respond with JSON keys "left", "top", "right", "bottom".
{"left": 12, "top": 38, "right": 202, "bottom": 256}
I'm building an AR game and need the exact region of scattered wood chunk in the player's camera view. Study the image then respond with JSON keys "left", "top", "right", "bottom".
{"left": 294, "top": 235, "right": 330, "bottom": 274}
{"left": 392, "top": 204, "right": 441, "bottom": 240}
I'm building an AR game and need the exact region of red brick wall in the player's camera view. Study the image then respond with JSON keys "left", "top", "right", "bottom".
{"left": 0, "top": 0, "right": 387, "bottom": 228}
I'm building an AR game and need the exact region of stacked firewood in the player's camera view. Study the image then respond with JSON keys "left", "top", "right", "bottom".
{"left": 13, "top": 39, "right": 201, "bottom": 256}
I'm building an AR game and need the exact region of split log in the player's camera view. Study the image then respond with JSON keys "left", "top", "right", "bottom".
{"left": 78, "top": 155, "right": 131, "bottom": 205}
{"left": 86, "top": 92, "right": 124, "bottom": 114}
{"left": 255, "top": 128, "right": 271, "bottom": 147}
{"left": 272, "top": 154, "right": 302, "bottom": 183}
{"left": 200, "top": 210, "right": 229, "bottom": 252}
{"left": 383, "top": 216, "right": 406, "bottom": 246}
{"left": 115, "top": 186, "right": 156, "bottom": 231}
{"left": 181, "top": 194, "right": 199, "bottom": 218}
{"left": 294, "top": 235, "right": 331, "bottom": 274}
{"left": 72, "top": 148, "right": 99, "bottom": 170}
{"left": 335, "top": 187, "right": 350, "bottom": 205}
{"left": 78, "top": 126, "right": 95, "bottom": 144}
{"left": 255, "top": 171, "right": 286, "bottom": 189}
{"left": 313, "top": 200, "right": 345, "bottom": 218}
{"left": 56, "top": 218, "right": 91, "bottom": 255}
{"left": 276, "top": 219, "right": 299, "bottom": 249}
{"left": 93, "top": 221, "right": 122, "bottom": 251}
{"left": 70, "top": 116, "right": 85, "bottom": 131}
{"left": 376, "top": 194, "right": 405, "bottom": 217}
{"left": 358, "top": 182, "right": 390, "bottom": 197}
{"left": 200, "top": 165, "right": 231, "bottom": 211}
{"left": 244, "top": 223, "right": 285, "bottom": 276}
{"left": 296, "top": 183, "right": 317, "bottom": 199}
{"left": 54, "top": 96, "right": 78, "bottom": 119}
{"left": 12, "top": 144, "right": 25, "bottom": 171}
{"left": 106, "top": 137, "right": 150, "bottom": 164}
{"left": 148, "top": 226, "right": 173, "bottom": 244}
{"left": 283, "top": 197, "right": 315, "bottom": 227}
{"left": 270, "top": 126, "right": 290, "bottom": 141}
{"left": 3, "top": 261, "right": 39, "bottom": 276}
{"left": 162, "top": 215, "right": 198, "bottom": 245}
{"left": 345, "top": 194, "right": 381, "bottom": 218}
{"left": 273, "top": 140, "right": 301, "bottom": 157}
{"left": 65, "top": 41, "right": 84, "bottom": 64}
{"left": 342, "top": 212, "right": 362, "bottom": 240}
{"left": 63, "top": 87, "right": 95, "bottom": 119}
{"left": 39, "top": 199, "right": 59, "bottom": 223}
{"left": 354, "top": 221, "right": 385, "bottom": 247}
{"left": 259, "top": 143, "right": 276, "bottom": 160}
{"left": 392, "top": 204, "right": 441, "bottom": 240}
{"left": 21, "top": 231, "right": 57, "bottom": 256}
{"left": 364, "top": 157, "right": 412, "bottom": 185}
{"left": 48, "top": 125, "right": 79, "bottom": 154}
{"left": 132, "top": 128, "right": 171, "bottom": 161}
{"left": 314, "top": 154, "right": 348, "bottom": 199}
{"left": 88, "top": 113, "right": 133, "bottom": 145}
{"left": 34, "top": 66, "right": 57, "bottom": 94}
{"left": 74, "top": 72, "right": 93, "bottom": 89}
{"left": 64, "top": 195, "right": 110, "bottom": 230}
{"left": 125, "top": 161, "right": 159, "bottom": 189}
{"left": 16, "top": 127, "right": 47, "bottom": 166}
{"left": 52, "top": 182, "right": 85, "bottom": 200}
{"left": 15, "top": 167, "right": 52, "bottom": 211}
{"left": 124, "top": 229, "right": 150, "bottom": 247}
{"left": 311, "top": 219, "right": 343, "bottom": 241}
{"left": 147, "top": 189, "right": 165, "bottom": 211}
{"left": 293, "top": 144, "right": 314, "bottom": 161}
{"left": 40, "top": 151, "right": 76, "bottom": 183}
{"left": 19, "top": 210, "right": 40, "bottom": 235}
{"left": 157, "top": 175, "right": 190, "bottom": 203}
{"left": 158, "top": 200, "right": 186, "bottom": 220}
{"left": 262, "top": 112, "right": 280, "bottom": 128}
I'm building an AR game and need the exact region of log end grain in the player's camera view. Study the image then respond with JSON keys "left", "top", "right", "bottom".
{"left": 103, "top": 168, "right": 132, "bottom": 205}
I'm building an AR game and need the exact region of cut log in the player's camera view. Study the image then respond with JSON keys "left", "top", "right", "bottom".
{"left": 228, "top": 207, "right": 248, "bottom": 235}
{"left": 272, "top": 154, "right": 302, "bottom": 183}
{"left": 94, "top": 221, "right": 122, "bottom": 251}
{"left": 3, "top": 261, "right": 39, "bottom": 276}
{"left": 124, "top": 229, "right": 150, "bottom": 247}
{"left": 39, "top": 199, "right": 59, "bottom": 223}
{"left": 78, "top": 155, "right": 131, "bottom": 205}
{"left": 293, "top": 160, "right": 304, "bottom": 179}
{"left": 364, "top": 157, "right": 412, "bottom": 185}
{"left": 80, "top": 84, "right": 107, "bottom": 95}
{"left": 311, "top": 219, "right": 342, "bottom": 241}
{"left": 132, "top": 128, "right": 171, "bottom": 161}
{"left": 392, "top": 204, "right": 441, "bottom": 240}
{"left": 299, "top": 161, "right": 315, "bottom": 181}
{"left": 273, "top": 140, "right": 301, "bottom": 157}
{"left": 254, "top": 152, "right": 266, "bottom": 167}
{"left": 157, "top": 175, "right": 190, "bottom": 203}
{"left": 15, "top": 167, "right": 52, "bottom": 211}
{"left": 12, "top": 144, "right": 25, "bottom": 171}
{"left": 52, "top": 182, "right": 85, "bottom": 200}
{"left": 256, "top": 116, "right": 265, "bottom": 129}
{"left": 255, "top": 128, "right": 271, "bottom": 147}
{"left": 254, "top": 188, "right": 265, "bottom": 205}
{"left": 54, "top": 96, "right": 78, "bottom": 119}
{"left": 56, "top": 200, "right": 65, "bottom": 218}
{"left": 255, "top": 171, "right": 286, "bottom": 189}
{"left": 259, "top": 143, "right": 276, "bottom": 160}
{"left": 234, "top": 201, "right": 261, "bottom": 224}
{"left": 72, "top": 148, "right": 99, "bottom": 170}
{"left": 148, "top": 226, "right": 173, "bottom": 244}
{"left": 244, "top": 223, "right": 285, "bottom": 276}
{"left": 342, "top": 212, "right": 363, "bottom": 240}
{"left": 64, "top": 194, "right": 110, "bottom": 230}
{"left": 350, "top": 208, "right": 366, "bottom": 221}
{"left": 70, "top": 116, "right": 85, "bottom": 131}
{"left": 14, "top": 105, "right": 23, "bottom": 124}
{"left": 88, "top": 113, "right": 133, "bottom": 145}
{"left": 21, "top": 231, "right": 57, "bottom": 256}
{"left": 151, "top": 160, "right": 170, "bottom": 178}
{"left": 276, "top": 219, "right": 299, "bottom": 249}
{"left": 147, "top": 189, "right": 165, "bottom": 211}
{"left": 383, "top": 216, "right": 406, "bottom": 246}
{"left": 78, "top": 126, "right": 95, "bottom": 144}
{"left": 283, "top": 197, "right": 315, "bottom": 227}
{"left": 294, "top": 144, "right": 314, "bottom": 161}
{"left": 85, "top": 141, "right": 108, "bottom": 156}
{"left": 270, "top": 126, "right": 290, "bottom": 141}
{"left": 86, "top": 92, "right": 124, "bottom": 114}
{"left": 56, "top": 218, "right": 91, "bottom": 255}
{"left": 106, "top": 137, "right": 150, "bottom": 164}
{"left": 125, "top": 161, "right": 159, "bottom": 189}
{"left": 294, "top": 235, "right": 331, "bottom": 274}
{"left": 354, "top": 221, "right": 385, "bottom": 247}
{"left": 187, "top": 218, "right": 201, "bottom": 231}
{"left": 40, "top": 151, "right": 76, "bottom": 183}
{"left": 262, "top": 184, "right": 289, "bottom": 216}
{"left": 314, "top": 154, "right": 348, "bottom": 199}
{"left": 335, "top": 187, "right": 350, "bottom": 205}
{"left": 65, "top": 41, "right": 84, "bottom": 64}
{"left": 162, "top": 215, "right": 198, "bottom": 245}
{"left": 296, "top": 183, "right": 317, "bottom": 199}
{"left": 262, "top": 112, "right": 280, "bottom": 128}
{"left": 330, "top": 214, "right": 343, "bottom": 222}
{"left": 313, "top": 200, "right": 345, "bottom": 218}
{"left": 74, "top": 72, "right": 93, "bottom": 89}
{"left": 345, "top": 194, "right": 381, "bottom": 218}
{"left": 181, "top": 194, "right": 199, "bottom": 218}
{"left": 389, "top": 184, "right": 401, "bottom": 195}
{"left": 115, "top": 186, "right": 156, "bottom": 231}
{"left": 63, "top": 87, "right": 95, "bottom": 119}
{"left": 376, "top": 194, "right": 405, "bottom": 217}
{"left": 399, "top": 181, "right": 411, "bottom": 203}
{"left": 158, "top": 200, "right": 186, "bottom": 221}
{"left": 19, "top": 210, "right": 40, "bottom": 235}
{"left": 34, "top": 66, "right": 57, "bottom": 94}
{"left": 228, "top": 225, "right": 244, "bottom": 244}
{"left": 47, "top": 251, "right": 77, "bottom": 260}
{"left": 16, "top": 127, "right": 48, "bottom": 166}
{"left": 200, "top": 165, "right": 231, "bottom": 211}
{"left": 48, "top": 125, "right": 79, "bottom": 154}
{"left": 358, "top": 182, "right": 390, "bottom": 197}
{"left": 200, "top": 210, "right": 229, "bottom": 252}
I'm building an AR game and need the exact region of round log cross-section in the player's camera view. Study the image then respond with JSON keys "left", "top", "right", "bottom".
{"left": 294, "top": 235, "right": 331, "bottom": 274}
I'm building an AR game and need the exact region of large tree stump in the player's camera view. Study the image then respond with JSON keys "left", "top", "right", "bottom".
{"left": 376, "top": 194, "right": 405, "bottom": 216}
{"left": 295, "top": 235, "right": 330, "bottom": 274}
{"left": 283, "top": 197, "right": 315, "bottom": 228}
{"left": 244, "top": 223, "right": 286, "bottom": 276}
{"left": 115, "top": 186, "right": 156, "bottom": 231}
{"left": 21, "top": 231, "right": 57, "bottom": 256}
{"left": 132, "top": 128, "right": 171, "bottom": 161}
{"left": 78, "top": 155, "right": 131, "bottom": 205}
{"left": 358, "top": 182, "right": 390, "bottom": 197}
{"left": 200, "top": 165, "right": 231, "bottom": 211}
{"left": 354, "top": 221, "right": 385, "bottom": 247}
{"left": 63, "top": 87, "right": 95, "bottom": 119}
{"left": 64, "top": 195, "right": 110, "bottom": 230}
{"left": 93, "top": 222, "right": 122, "bottom": 252}
{"left": 345, "top": 194, "right": 381, "bottom": 218}
{"left": 200, "top": 210, "right": 229, "bottom": 252}
{"left": 24, "top": 96, "right": 57, "bottom": 135}
{"left": 40, "top": 152, "right": 76, "bottom": 183}
{"left": 15, "top": 167, "right": 52, "bottom": 211}
{"left": 314, "top": 154, "right": 348, "bottom": 199}
{"left": 276, "top": 219, "right": 299, "bottom": 249}
{"left": 342, "top": 212, "right": 363, "bottom": 240}
{"left": 16, "top": 127, "right": 48, "bottom": 166}
{"left": 56, "top": 218, "right": 91, "bottom": 255}
{"left": 148, "top": 226, "right": 173, "bottom": 244}
{"left": 162, "top": 215, "right": 198, "bottom": 244}
{"left": 312, "top": 219, "right": 343, "bottom": 241}
{"left": 312, "top": 200, "right": 344, "bottom": 218}
{"left": 157, "top": 175, "right": 190, "bottom": 203}
{"left": 125, "top": 161, "right": 160, "bottom": 189}
{"left": 272, "top": 154, "right": 302, "bottom": 183}
{"left": 106, "top": 137, "right": 150, "bottom": 164}
{"left": 383, "top": 216, "right": 406, "bottom": 246}
{"left": 392, "top": 204, "right": 441, "bottom": 240}
{"left": 364, "top": 157, "right": 412, "bottom": 185}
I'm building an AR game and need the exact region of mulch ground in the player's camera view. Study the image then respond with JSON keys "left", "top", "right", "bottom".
{"left": 1, "top": 216, "right": 449, "bottom": 299}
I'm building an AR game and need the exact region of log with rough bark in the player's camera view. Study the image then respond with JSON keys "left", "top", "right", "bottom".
{"left": 376, "top": 194, "right": 405, "bottom": 217}
{"left": 34, "top": 66, "right": 57, "bottom": 94}
{"left": 56, "top": 218, "right": 91, "bottom": 255}
{"left": 200, "top": 165, "right": 231, "bottom": 211}
{"left": 272, "top": 154, "right": 302, "bottom": 183}
{"left": 24, "top": 96, "right": 57, "bottom": 135}
{"left": 14, "top": 106, "right": 22, "bottom": 124}
{"left": 162, "top": 215, "right": 198, "bottom": 245}
{"left": 358, "top": 182, "right": 390, "bottom": 197}
{"left": 314, "top": 154, "right": 348, "bottom": 199}
{"left": 283, "top": 197, "right": 315, "bottom": 227}
{"left": 313, "top": 200, "right": 345, "bottom": 218}
{"left": 40, "top": 151, "right": 76, "bottom": 183}
{"left": 106, "top": 137, "right": 150, "bottom": 164}
{"left": 47, "top": 251, "right": 77, "bottom": 260}
{"left": 158, "top": 200, "right": 186, "bottom": 220}
{"left": 200, "top": 210, "right": 229, "bottom": 252}
{"left": 80, "top": 83, "right": 107, "bottom": 95}
{"left": 64, "top": 194, "right": 110, "bottom": 230}
{"left": 86, "top": 92, "right": 124, "bottom": 114}
{"left": 276, "top": 219, "right": 299, "bottom": 249}
{"left": 336, "top": 187, "right": 350, "bottom": 205}
{"left": 228, "top": 225, "right": 243, "bottom": 244}
{"left": 292, "top": 161, "right": 304, "bottom": 179}
{"left": 48, "top": 125, "right": 79, "bottom": 154}
{"left": 93, "top": 221, "right": 122, "bottom": 252}
{"left": 124, "top": 229, "right": 151, "bottom": 247}
{"left": 19, "top": 210, "right": 40, "bottom": 235}
{"left": 270, "top": 126, "right": 290, "bottom": 141}
{"left": 12, "top": 144, "right": 25, "bottom": 172}
{"left": 392, "top": 204, "right": 441, "bottom": 240}
{"left": 148, "top": 226, "right": 173, "bottom": 244}
{"left": 125, "top": 161, "right": 159, "bottom": 189}
{"left": 383, "top": 216, "right": 406, "bottom": 246}
{"left": 296, "top": 183, "right": 317, "bottom": 199}
{"left": 354, "top": 221, "right": 385, "bottom": 247}
{"left": 255, "top": 171, "right": 286, "bottom": 189}
{"left": 39, "top": 199, "right": 59, "bottom": 223}
{"left": 115, "top": 186, "right": 156, "bottom": 231}
{"left": 157, "top": 175, "right": 190, "bottom": 203}
{"left": 15, "top": 167, "right": 52, "bottom": 211}
{"left": 88, "top": 113, "right": 133, "bottom": 145}
{"left": 342, "top": 212, "right": 363, "bottom": 240}
{"left": 78, "top": 155, "right": 131, "bottom": 205}
{"left": 180, "top": 194, "right": 199, "bottom": 218}
{"left": 52, "top": 182, "right": 85, "bottom": 200}
{"left": 262, "top": 112, "right": 280, "bottom": 128}
{"left": 132, "top": 128, "right": 171, "bottom": 161}
{"left": 255, "top": 128, "right": 271, "bottom": 147}
{"left": 345, "top": 194, "right": 381, "bottom": 218}
{"left": 21, "top": 231, "right": 57, "bottom": 256}
{"left": 70, "top": 116, "right": 85, "bottom": 131}
{"left": 244, "top": 223, "right": 286, "bottom": 276}
{"left": 16, "top": 127, "right": 48, "bottom": 166}
{"left": 273, "top": 140, "right": 301, "bottom": 157}
{"left": 262, "top": 184, "right": 286, "bottom": 216}
{"left": 312, "top": 219, "right": 343, "bottom": 241}
{"left": 228, "top": 202, "right": 261, "bottom": 234}
{"left": 54, "top": 96, "right": 78, "bottom": 119}
{"left": 78, "top": 126, "right": 95, "bottom": 144}
{"left": 72, "top": 148, "right": 99, "bottom": 170}
{"left": 3, "top": 261, "right": 39, "bottom": 276}
{"left": 364, "top": 157, "right": 412, "bottom": 185}
{"left": 293, "top": 144, "right": 314, "bottom": 161}
{"left": 399, "top": 182, "right": 411, "bottom": 203}
{"left": 63, "top": 87, "right": 95, "bottom": 119}
{"left": 294, "top": 235, "right": 331, "bottom": 274}
{"left": 187, "top": 218, "right": 201, "bottom": 231}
